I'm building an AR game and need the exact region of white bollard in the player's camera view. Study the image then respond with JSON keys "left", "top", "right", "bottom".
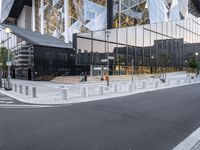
{"left": 127, "top": 83, "right": 133, "bottom": 92}
{"left": 119, "top": 82, "right": 123, "bottom": 92}
{"left": 184, "top": 78, "right": 187, "bottom": 83}
{"left": 62, "top": 88, "right": 69, "bottom": 100}
{"left": 19, "top": 85, "right": 23, "bottom": 94}
{"left": 155, "top": 80, "right": 160, "bottom": 88}
{"left": 133, "top": 82, "right": 137, "bottom": 90}
{"left": 113, "top": 84, "right": 119, "bottom": 93}
{"left": 188, "top": 77, "right": 192, "bottom": 83}
{"left": 104, "top": 86, "right": 109, "bottom": 92}
{"left": 98, "top": 85, "right": 104, "bottom": 95}
{"left": 80, "top": 86, "right": 88, "bottom": 98}
{"left": 14, "top": 84, "right": 17, "bottom": 92}
{"left": 32, "top": 87, "right": 37, "bottom": 98}
{"left": 10, "top": 83, "right": 13, "bottom": 90}
{"left": 177, "top": 79, "right": 181, "bottom": 85}
{"left": 142, "top": 81, "right": 146, "bottom": 89}
{"left": 167, "top": 79, "right": 170, "bottom": 86}
{"left": 25, "top": 86, "right": 29, "bottom": 95}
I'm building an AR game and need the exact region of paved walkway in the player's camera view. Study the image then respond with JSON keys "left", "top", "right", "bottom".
{"left": 0, "top": 71, "right": 197, "bottom": 105}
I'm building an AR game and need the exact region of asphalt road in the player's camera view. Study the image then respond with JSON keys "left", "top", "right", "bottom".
{"left": 1, "top": 84, "right": 200, "bottom": 150}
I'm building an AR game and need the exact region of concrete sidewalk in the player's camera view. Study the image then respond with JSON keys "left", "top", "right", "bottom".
{"left": 0, "top": 71, "right": 198, "bottom": 105}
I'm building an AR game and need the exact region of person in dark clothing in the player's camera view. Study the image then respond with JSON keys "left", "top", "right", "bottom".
{"left": 84, "top": 72, "right": 87, "bottom": 82}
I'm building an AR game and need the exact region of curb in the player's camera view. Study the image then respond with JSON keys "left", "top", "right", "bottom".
{"left": 173, "top": 127, "right": 200, "bottom": 150}
{"left": 0, "top": 81, "right": 199, "bottom": 105}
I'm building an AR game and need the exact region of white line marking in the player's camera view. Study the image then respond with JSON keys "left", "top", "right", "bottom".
{"left": 173, "top": 127, "right": 200, "bottom": 150}
{"left": 0, "top": 104, "right": 52, "bottom": 108}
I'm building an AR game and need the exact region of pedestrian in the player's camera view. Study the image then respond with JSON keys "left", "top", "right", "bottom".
{"left": 84, "top": 72, "right": 87, "bottom": 82}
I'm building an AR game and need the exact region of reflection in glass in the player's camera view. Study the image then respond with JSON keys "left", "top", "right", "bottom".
{"left": 75, "top": 17, "right": 200, "bottom": 76}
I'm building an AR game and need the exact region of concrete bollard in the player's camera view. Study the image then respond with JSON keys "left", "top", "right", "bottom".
{"left": 177, "top": 79, "right": 181, "bottom": 85}
{"left": 62, "top": 88, "right": 69, "bottom": 100}
{"left": 184, "top": 78, "right": 188, "bottom": 83}
{"left": 25, "top": 86, "right": 29, "bottom": 95}
{"left": 104, "top": 86, "right": 109, "bottom": 92}
{"left": 127, "top": 83, "right": 133, "bottom": 92}
{"left": 80, "top": 86, "right": 88, "bottom": 98}
{"left": 142, "top": 81, "right": 146, "bottom": 89}
{"left": 32, "top": 87, "right": 37, "bottom": 98}
{"left": 155, "top": 80, "right": 160, "bottom": 88}
{"left": 10, "top": 83, "right": 13, "bottom": 90}
{"left": 193, "top": 77, "right": 196, "bottom": 82}
{"left": 133, "top": 82, "right": 137, "bottom": 90}
{"left": 188, "top": 77, "right": 192, "bottom": 83}
{"left": 119, "top": 82, "right": 123, "bottom": 92}
{"left": 195, "top": 77, "right": 198, "bottom": 82}
{"left": 167, "top": 79, "right": 170, "bottom": 86}
{"left": 113, "top": 84, "right": 119, "bottom": 93}
{"left": 98, "top": 85, "right": 104, "bottom": 95}
{"left": 19, "top": 85, "right": 23, "bottom": 94}
{"left": 14, "top": 84, "right": 17, "bottom": 92}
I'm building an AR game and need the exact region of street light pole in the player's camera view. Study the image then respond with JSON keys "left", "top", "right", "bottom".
{"left": 106, "top": 31, "right": 110, "bottom": 86}
{"left": 0, "top": 43, "right": 2, "bottom": 88}
{"left": 5, "top": 28, "right": 12, "bottom": 90}
{"left": 195, "top": 52, "right": 199, "bottom": 74}
{"left": 131, "top": 58, "right": 134, "bottom": 84}
{"left": 107, "top": 34, "right": 110, "bottom": 75}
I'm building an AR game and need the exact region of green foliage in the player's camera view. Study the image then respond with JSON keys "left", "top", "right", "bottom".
{"left": 188, "top": 55, "right": 199, "bottom": 70}
{"left": 0, "top": 47, "right": 8, "bottom": 69}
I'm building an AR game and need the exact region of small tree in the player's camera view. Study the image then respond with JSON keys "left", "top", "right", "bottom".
{"left": 188, "top": 54, "right": 199, "bottom": 73}
{"left": 0, "top": 47, "right": 9, "bottom": 87}
{"left": 0, "top": 47, "right": 8, "bottom": 70}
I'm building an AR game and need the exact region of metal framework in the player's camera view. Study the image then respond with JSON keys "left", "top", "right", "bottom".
{"left": 33, "top": 0, "right": 200, "bottom": 42}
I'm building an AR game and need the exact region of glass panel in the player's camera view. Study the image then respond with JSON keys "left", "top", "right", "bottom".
{"left": 76, "top": 37, "right": 92, "bottom": 65}
{"left": 93, "top": 40, "right": 106, "bottom": 65}
{"left": 44, "top": 0, "right": 65, "bottom": 40}
{"left": 93, "top": 30, "right": 106, "bottom": 41}
{"left": 78, "top": 32, "right": 92, "bottom": 38}
{"left": 118, "top": 27, "right": 127, "bottom": 45}
{"left": 127, "top": 27, "right": 135, "bottom": 46}
{"left": 107, "top": 29, "right": 117, "bottom": 43}
{"left": 143, "top": 24, "right": 151, "bottom": 73}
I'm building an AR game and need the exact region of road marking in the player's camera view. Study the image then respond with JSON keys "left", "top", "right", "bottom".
{"left": 0, "top": 104, "right": 53, "bottom": 109}
{"left": 4, "top": 101, "right": 14, "bottom": 104}
{"left": 172, "top": 127, "right": 200, "bottom": 150}
{"left": 0, "top": 97, "right": 14, "bottom": 100}
{"left": 0, "top": 103, "right": 72, "bottom": 109}
{"left": 0, "top": 100, "right": 14, "bottom": 104}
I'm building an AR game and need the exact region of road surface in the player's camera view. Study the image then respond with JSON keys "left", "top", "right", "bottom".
{"left": 0, "top": 84, "right": 200, "bottom": 150}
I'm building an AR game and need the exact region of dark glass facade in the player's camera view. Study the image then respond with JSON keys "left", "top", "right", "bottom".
{"left": 74, "top": 17, "right": 200, "bottom": 75}
{"left": 33, "top": 45, "right": 75, "bottom": 80}
{"left": 12, "top": 43, "right": 77, "bottom": 80}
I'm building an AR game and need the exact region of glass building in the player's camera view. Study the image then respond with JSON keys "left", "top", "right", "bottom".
{"left": 0, "top": 0, "right": 200, "bottom": 79}
{"left": 75, "top": 17, "right": 200, "bottom": 75}
{"left": 2, "top": 0, "right": 200, "bottom": 42}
